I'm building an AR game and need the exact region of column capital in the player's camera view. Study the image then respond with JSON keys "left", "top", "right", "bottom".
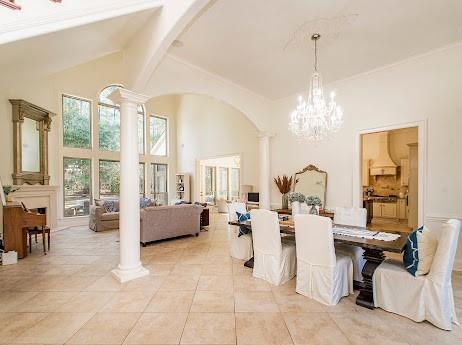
{"left": 108, "top": 88, "right": 150, "bottom": 106}
{"left": 258, "top": 131, "right": 276, "bottom": 139}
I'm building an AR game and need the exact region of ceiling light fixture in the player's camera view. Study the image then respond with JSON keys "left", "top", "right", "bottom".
{"left": 289, "top": 33, "right": 343, "bottom": 142}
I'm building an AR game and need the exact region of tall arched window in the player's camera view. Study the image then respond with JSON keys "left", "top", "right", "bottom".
{"left": 98, "top": 85, "right": 145, "bottom": 153}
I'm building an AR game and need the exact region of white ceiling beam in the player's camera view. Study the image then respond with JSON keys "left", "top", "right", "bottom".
{"left": 0, "top": 0, "right": 162, "bottom": 45}
{"left": 123, "top": 0, "right": 211, "bottom": 92}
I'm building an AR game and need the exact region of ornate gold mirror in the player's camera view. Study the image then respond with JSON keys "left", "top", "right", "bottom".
{"left": 293, "top": 164, "right": 327, "bottom": 208}
{"left": 10, "top": 99, "right": 53, "bottom": 185}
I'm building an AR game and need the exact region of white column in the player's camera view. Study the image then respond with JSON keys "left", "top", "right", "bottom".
{"left": 258, "top": 132, "right": 274, "bottom": 210}
{"left": 109, "top": 88, "right": 149, "bottom": 283}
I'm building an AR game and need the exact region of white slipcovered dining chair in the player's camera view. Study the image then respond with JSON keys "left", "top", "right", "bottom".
{"left": 227, "top": 202, "right": 253, "bottom": 260}
{"left": 294, "top": 214, "right": 354, "bottom": 305}
{"left": 334, "top": 207, "right": 367, "bottom": 282}
{"left": 373, "top": 219, "right": 460, "bottom": 330}
{"left": 251, "top": 209, "right": 296, "bottom": 285}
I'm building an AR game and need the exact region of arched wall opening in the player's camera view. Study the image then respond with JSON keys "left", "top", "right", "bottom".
{"left": 144, "top": 92, "right": 260, "bottom": 205}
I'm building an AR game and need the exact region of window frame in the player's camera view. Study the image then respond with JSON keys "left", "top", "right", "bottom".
{"left": 62, "top": 156, "right": 92, "bottom": 218}
{"left": 149, "top": 114, "right": 168, "bottom": 157}
{"left": 62, "top": 94, "right": 93, "bottom": 150}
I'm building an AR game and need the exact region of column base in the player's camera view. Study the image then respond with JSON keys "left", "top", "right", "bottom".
{"left": 111, "top": 265, "right": 149, "bottom": 283}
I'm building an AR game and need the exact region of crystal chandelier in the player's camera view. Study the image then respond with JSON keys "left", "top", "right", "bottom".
{"left": 289, "top": 33, "right": 343, "bottom": 141}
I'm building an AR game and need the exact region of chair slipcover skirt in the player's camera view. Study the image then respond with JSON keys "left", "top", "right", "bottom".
{"left": 253, "top": 243, "right": 296, "bottom": 286}
{"left": 296, "top": 254, "right": 353, "bottom": 305}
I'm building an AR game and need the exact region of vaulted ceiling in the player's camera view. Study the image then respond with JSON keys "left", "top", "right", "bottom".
{"left": 170, "top": 0, "right": 462, "bottom": 99}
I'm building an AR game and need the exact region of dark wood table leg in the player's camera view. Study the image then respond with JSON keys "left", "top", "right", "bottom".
{"left": 356, "top": 248, "right": 385, "bottom": 309}
{"left": 244, "top": 257, "right": 254, "bottom": 268}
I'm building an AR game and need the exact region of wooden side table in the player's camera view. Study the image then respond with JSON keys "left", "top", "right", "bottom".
{"left": 200, "top": 208, "right": 210, "bottom": 228}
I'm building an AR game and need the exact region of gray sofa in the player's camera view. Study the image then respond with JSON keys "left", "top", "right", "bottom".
{"left": 140, "top": 204, "right": 203, "bottom": 245}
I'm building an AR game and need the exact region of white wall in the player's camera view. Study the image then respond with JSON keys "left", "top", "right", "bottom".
{"left": 269, "top": 43, "right": 462, "bottom": 267}
{"left": 176, "top": 94, "right": 259, "bottom": 201}
{"left": 144, "top": 95, "right": 179, "bottom": 203}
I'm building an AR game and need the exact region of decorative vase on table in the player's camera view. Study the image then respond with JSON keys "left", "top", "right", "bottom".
{"left": 309, "top": 204, "right": 318, "bottom": 215}
{"left": 282, "top": 193, "right": 289, "bottom": 210}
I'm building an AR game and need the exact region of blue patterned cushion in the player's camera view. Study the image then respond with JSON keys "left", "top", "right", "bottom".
{"left": 403, "top": 226, "right": 437, "bottom": 276}
{"left": 139, "top": 197, "right": 152, "bottom": 209}
{"left": 236, "top": 212, "right": 251, "bottom": 222}
{"left": 103, "top": 200, "right": 118, "bottom": 213}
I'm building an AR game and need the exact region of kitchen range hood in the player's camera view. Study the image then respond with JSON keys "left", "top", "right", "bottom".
{"left": 370, "top": 132, "right": 397, "bottom": 175}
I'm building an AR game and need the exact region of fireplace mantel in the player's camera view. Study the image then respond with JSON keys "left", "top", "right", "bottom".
{"left": 9, "top": 185, "right": 59, "bottom": 228}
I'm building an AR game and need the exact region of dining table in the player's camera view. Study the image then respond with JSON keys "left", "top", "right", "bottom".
{"left": 228, "top": 218, "right": 408, "bottom": 309}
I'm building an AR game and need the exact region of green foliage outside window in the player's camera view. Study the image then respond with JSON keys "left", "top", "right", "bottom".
{"left": 63, "top": 96, "right": 91, "bottom": 149}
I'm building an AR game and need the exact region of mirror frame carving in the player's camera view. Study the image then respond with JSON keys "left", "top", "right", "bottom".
{"left": 10, "top": 99, "right": 53, "bottom": 185}
{"left": 293, "top": 164, "right": 328, "bottom": 206}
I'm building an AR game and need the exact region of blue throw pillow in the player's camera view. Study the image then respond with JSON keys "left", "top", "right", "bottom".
{"left": 139, "top": 197, "right": 152, "bottom": 209}
{"left": 403, "top": 226, "right": 437, "bottom": 276}
{"left": 103, "top": 200, "right": 118, "bottom": 213}
{"left": 236, "top": 211, "right": 251, "bottom": 222}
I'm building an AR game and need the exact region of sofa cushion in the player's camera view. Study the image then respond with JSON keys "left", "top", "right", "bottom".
{"left": 101, "top": 212, "right": 120, "bottom": 221}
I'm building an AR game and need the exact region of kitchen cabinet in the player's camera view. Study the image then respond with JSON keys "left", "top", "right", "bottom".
{"left": 362, "top": 159, "right": 370, "bottom": 187}
{"left": 397, "top": 199, "right": 407, "bottom": 219}
{"left": 373, "top": 202, "right": 397, "bottom": 219}
{"left": 400, "top": 158, "right": 409, "bottom": 186}
{"left": 370, "top": 167, "right": 397, "bottom": 176}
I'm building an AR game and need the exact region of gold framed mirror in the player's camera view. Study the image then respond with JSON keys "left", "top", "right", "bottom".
{"left": 10, "top": 99, "right": 53, "bottom": 185}
{"left": 293, "top": 164, "right": 327, "bottom": 208}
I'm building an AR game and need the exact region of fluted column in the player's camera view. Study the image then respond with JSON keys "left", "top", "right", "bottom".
{"left": 109, "top": 88, "right": 149, "bottom": 283}
{"left": 258, "top": 132, "right": 274, "bottom": 210}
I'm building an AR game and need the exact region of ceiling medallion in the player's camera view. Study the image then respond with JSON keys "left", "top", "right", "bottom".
{"left": 288, "top": 33, "right": 343, "bottom": 142}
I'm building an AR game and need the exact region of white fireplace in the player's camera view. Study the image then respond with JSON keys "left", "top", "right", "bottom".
{"left": 10, "top": 185, "right": 59, "bottom": 229}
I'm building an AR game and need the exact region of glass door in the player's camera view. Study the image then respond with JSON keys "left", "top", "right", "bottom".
{"left": 151, "top": 163, "right": 168, "bottom": 205}
{"left": 203, "top": 166, "right": 216, "bottom": 204}
{"left": 218, "top": 167, "right": 229, "bottom": 201}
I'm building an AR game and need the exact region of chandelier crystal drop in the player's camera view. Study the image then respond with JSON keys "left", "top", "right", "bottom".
{"left": 289, "top": 33, "right": 344, "bottom": 142}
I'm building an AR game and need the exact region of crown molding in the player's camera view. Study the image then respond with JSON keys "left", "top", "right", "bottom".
{"left": 0, "top": 0, "right": 162, "bottom": 45}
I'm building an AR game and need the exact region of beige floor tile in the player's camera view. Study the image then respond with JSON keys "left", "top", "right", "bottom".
{"left": 124, "top": 312, "right": 188, "bottom": 344}
{"left": 56, "top": 291, "right": 115, "bottom": 312}
{"left": 171, "top": 264, "right": 203, "bottom": 276}
{"left": 197, "top": 275, "right": 234, "bottom": 292}
{"left": 145, "top": 290, "right": 194, "bottom": 312}
{"left": 101, "top": 291, "right": 155, "bottom": 312}
{"left": 120, "top": 274, "right": 165, "bottom": 292}
{"left": 236, "top": 312, "right": 293, "bottom": 345}
{"left": 273, "top": 290, "right": 326, "bottom": 313}
{"left": 67, "top": 312, "right": 140, "bottom": 344}
{"left": 159, "top": 275, "right": 200, "bottom": 291}
{"left": 330, "top": 312, "right": 410, "bottom": 345}
{"left": 0, "top": 291, "right": 39, "bottom": 312}
{"left": 144, "top": 263, "right": 174, "bottom": 276}
{"left": 0, "top": 312, "right": 48, "bottom": 342}
{"left": 84, "top": 274, "right": 122, "bottom": 292}
{"left": 14, "top": 291, "right": 77, "bottom": 312}
{"left": 191, "top": 291, "right": 235, "bottom": 312}
{"left": 235, "top": 290, "right": 279, "bottom": 312}
{"left": 201, "top": 263, "right": 233, "bottom": 276}
{"left": 233, "top": 275, "right": 272, "bottom": 291}
{"left": 14, "top": 312, "right": 93, "bottom": 344}
{"left": 283, "top": 312, "right": 352, "bottom": 345}
{"left": 180, "top": 312, "right": 236, "bottom": 344}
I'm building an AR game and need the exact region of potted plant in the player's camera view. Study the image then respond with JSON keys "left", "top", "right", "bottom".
{"left": 306, "top": 196, "right": 322, "bottom": 215}
{"left": 3, "top": 185, "right": 20, "bottom": 202}
{"left": 288, "top": 192, "right": 305, "bottom": 215}
{"left": 273, "top": 175, "right": 295, "bottom": 209}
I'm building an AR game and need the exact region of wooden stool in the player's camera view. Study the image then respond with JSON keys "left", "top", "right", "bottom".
{"left": 26, "top": 226, "right": 51, "bottom": 255}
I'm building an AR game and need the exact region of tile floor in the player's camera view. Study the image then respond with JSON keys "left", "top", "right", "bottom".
{"left": 0, "top": 210, "right": 461, "bottom": 345}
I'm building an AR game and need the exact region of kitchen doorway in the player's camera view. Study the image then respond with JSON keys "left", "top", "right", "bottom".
{"left": 360, "top": 125, "right": 422, "bottom": 232}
